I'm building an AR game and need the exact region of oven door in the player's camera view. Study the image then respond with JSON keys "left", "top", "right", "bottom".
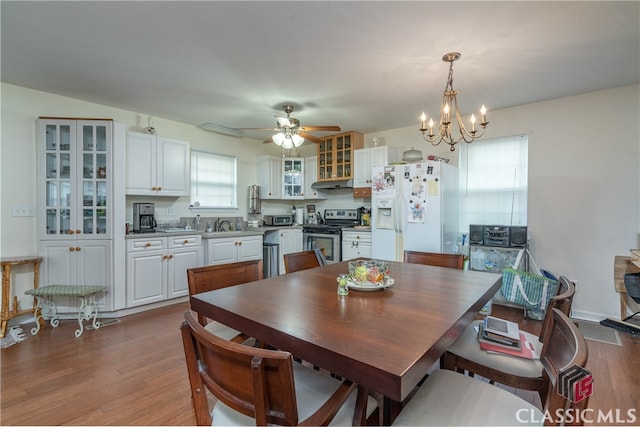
{"left": 303, "top": 232, "right": 340, "bottom": 264}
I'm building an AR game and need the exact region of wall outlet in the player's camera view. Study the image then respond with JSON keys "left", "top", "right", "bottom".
{"left": 166, "top": 207, "right": 176, "bottom": 216}
{"left": 12, "top": 205, "right": 35, "bottom": 217}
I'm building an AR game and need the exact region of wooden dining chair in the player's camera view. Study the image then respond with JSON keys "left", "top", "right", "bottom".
{"left": 187, "top": 259, "right": 263, "bottom": 343}
{"left": 181, "top": 311, "right": 379, "bottom": 426}
{"left": 441, "top": 276, "right": 576, "bottom": 402}
{"left": 403, "top": 250, "right": 464, "bottom": 269}
{"left": 284, "top": 248, "right": 327, "bottom": 274}
{"left": 393, "top": 308, "right": 590, "bottom": 426}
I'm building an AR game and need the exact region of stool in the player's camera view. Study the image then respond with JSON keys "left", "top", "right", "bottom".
{"left": 25, "top": 285, "right": 106, "bottom": 338}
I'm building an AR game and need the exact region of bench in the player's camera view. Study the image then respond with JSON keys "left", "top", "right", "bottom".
{"left": 25, "top": 285, "right": 106, "bottom": 338}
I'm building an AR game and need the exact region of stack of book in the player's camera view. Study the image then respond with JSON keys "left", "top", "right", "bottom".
{"left": 478, "top": 316, "right": 538, "bottom": 359}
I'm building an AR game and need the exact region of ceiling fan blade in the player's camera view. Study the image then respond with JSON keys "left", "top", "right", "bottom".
{"left": 235, "top": 127, "right": 278, "bottom": 131}
{"left": 261, "top": 137, "right": 274, "bottom": 144}
{"left": 300, "top": 125, "right": 341, "bottom": 132}
{"left": 299, "top": 132, "right": 323, "bottom": 144}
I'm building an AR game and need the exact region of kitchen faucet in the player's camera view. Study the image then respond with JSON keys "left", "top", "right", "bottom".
{"left": 195, "top": 214, "right": 201, "bottom": 230}
{"left": 217, "top": 219, "right": 232, "bottom": 232}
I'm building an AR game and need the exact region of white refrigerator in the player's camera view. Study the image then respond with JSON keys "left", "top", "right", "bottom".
{"left": 371, "top": 161, "right": 459, "bottom": 261}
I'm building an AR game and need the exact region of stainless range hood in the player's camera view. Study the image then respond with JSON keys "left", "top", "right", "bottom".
{"left": 311, "top": 179, "right": 353, "bottom": 190}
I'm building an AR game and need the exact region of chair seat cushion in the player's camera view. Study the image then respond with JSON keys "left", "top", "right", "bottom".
{"left": 393, "top": 369, "right": 543, "bottom": 426}
{"left": 212, "top": 362, "right": 378, "bottom": 426}
{"left": 203, "top": 321, "right": 242, "bottom": 341}
{"left": 447, "top": 320, "right": 544, "bottom": 378}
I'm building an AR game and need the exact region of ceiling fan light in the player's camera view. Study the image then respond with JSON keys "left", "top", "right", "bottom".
{"left": 272, "top": 132, "right": 285, "bottom": 145}
{"left": 282, "top": 135, "right": 294, "bottom": 149}
{"left": 292, "top": 133, "right": 304, "bottom": 147}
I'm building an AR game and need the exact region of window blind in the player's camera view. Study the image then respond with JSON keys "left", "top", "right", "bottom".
{"left": 190, "top": 150, "right": 237, "bottom": 208}
{"left": 459, "top": 134, "right": 528, "bottom": 231}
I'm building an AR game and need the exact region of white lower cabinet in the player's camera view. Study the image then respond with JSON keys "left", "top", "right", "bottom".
{"left": 40, "top": 239, "right": 113, "bottom": 312}
{"left": 264, "top": 228, "right": 303, "bottom": 274}
{"left": 341, "top": 230, "right": 372, "bottom": 261}
{"left": 204, "top": 235, "right": 263, "bottom": 266}
{"left": 126, "top": 235, "right": 202, "bottom": 308}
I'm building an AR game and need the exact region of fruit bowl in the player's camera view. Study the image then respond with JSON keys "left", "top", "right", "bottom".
{"left": 348, "top": 260, "right": 389, "bottom": 285}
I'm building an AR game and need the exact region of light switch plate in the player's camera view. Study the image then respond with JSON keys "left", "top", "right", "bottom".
{"left": 12, "top": 205, "right": 35, "bottom": 217}
{"left": 166, "top": 207, "right": 176, "bottom": 216}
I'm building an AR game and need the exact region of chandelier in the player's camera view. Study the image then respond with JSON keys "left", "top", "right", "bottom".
{"left": 419, "top": 52, "right": 489, "bottom": 151}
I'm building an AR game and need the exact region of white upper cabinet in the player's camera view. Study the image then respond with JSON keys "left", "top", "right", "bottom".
{"left": 354, "top": 146, "right": 393, "bottom": 188}
{"left": 304, "top": 156, "right": 326, "bottom": 200}
{"left": 257, "top": 155, "right": 282, "bottom": 199}
{"left": 282, "top": 158, "right": 304, "bottom": 200}
{"left": 126, "top": 132, "right": 190, "bottom": 196}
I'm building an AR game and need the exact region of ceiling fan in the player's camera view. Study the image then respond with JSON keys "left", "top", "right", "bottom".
{"left": 238, "top": 105, "right": 341, "bottom": 148}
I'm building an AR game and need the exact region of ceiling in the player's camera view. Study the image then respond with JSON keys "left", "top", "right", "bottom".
{"left": 2, "top": 1, "right": 639, "bottom": 141}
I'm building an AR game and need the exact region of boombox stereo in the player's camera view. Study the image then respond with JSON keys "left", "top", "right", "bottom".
{"left": 469, "top": 225, "right": 527, "bottom": 248}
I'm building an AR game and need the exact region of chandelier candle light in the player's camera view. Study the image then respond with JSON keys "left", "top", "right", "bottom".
{"left": 419, "top": 52, "right": 489, "bottom": 151}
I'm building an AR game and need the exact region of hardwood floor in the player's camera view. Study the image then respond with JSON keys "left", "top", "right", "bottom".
{"left": 1, "top": 302, "right": 638, "bottom": 425}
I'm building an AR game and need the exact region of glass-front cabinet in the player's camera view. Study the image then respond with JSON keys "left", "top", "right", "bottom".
{"left": 282, "top": 158, "right": 304, "bottom": 199}
{"left": 39, "top": 119, "right": 112, "bottom": 240}
{"left": 317, "top": 131, "right": 364, "bottom": 181}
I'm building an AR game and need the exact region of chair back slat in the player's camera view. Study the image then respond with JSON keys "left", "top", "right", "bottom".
{"left": 539, "top": 276, "right": 576, "bottom": 344}
{"left": 403, "top": 250, "right": 464, "bottom": 269}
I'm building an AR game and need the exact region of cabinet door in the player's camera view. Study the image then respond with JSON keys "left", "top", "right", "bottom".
{"left": 75, "top": 240, "right": 112, "bottom": 310}
{"left": 282, "top": 158, "right": 304, "bottom": 199}
{"left": 168, "top": 247, "right": 202, "bottom": 298}
{"left": 257, "top": 156, "right": 281, "bottom": 199}
{"left": 304, "top": 156, "right": 325, "bottom": 200}
{"left": 127, "top": 249, "right": 167, "bottom": 307}
{"left": 206, "top": 237, "right": 238, "bottom": 265}
{"left": 125, "top": 132, "right": 156, "bottom": 195}
{"left": 237, "top": 236, "right": 263, "bottom": 262}
{"left": 39, "top": 240, "right": 112, "bottom": 312}
{"left": 78, "top": 121, "right": 112, "bottom": 239}
{"left": 279, "top": 229, "right": 303, "bottom": 274}
{"left": 40, "top": 121, "right": 76, "bottom": 239}
{"left": 369, "top": 146, "right": 389, "bottom": 168}
{"left": 353, "top": 148, "right": 371, "bottom": 188}
{"left": 157, "top": 137, "right": 190, "bottom": 196}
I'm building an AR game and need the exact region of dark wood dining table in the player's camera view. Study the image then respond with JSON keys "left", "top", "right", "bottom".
{"left": 190, "top": 259, "right": 502, "bottom": 420}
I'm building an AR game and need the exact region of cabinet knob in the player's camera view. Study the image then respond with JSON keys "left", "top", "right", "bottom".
{"left": 183, "top": 240, "right": 189, "bottom": 244}
{"left": 145, "top": 242, "right": 152, "bottom": 247}
{"left": 151, "top": 186, "right": 157, "bottom": 191}
{"left": 68, "top": 230, "right": 75, "bottom": 235}
{"left": 168, "top": 254, "right": 174, "bottom": 259}
{"left": 238, "top": 241, "right": 242, "bottom": 246}
{"left": 157, "top": 187, "right": 162, "bottom": 191}
{"left": 69, "top": 247, "right": 75, "bottom": 252}
{"left": 75, "top": 247, "right": 81, "bottom": 251}
{"left": 76, "top": 229, "right": 82, "bottom": 234}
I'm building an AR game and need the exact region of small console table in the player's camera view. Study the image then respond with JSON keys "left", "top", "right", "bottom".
{"left": 25, "top": 285, "right": 106, "bottom": 338}
{"left": 1, "top": 256, "right": 43, "bottom": 339}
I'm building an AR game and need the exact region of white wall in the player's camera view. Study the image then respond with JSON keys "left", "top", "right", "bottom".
{"left": 366, "top": 84, "right": 640, "bottom": 320}
{"left": 2, "top": 82, "right": 638, "bottom": 319}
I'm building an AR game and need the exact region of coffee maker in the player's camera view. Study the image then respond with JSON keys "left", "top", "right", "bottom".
{"left": 133, "top": 203, "right": 157, "bottom": 233}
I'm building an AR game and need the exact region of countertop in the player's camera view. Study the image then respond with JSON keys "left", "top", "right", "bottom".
{"left": 341, "top": 226, "right": 372, "bottom": 232}
{"left": 126, "top": 228, "right": 267, "bottom": 239}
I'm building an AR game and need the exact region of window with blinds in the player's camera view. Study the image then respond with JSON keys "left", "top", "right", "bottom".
{"left": 459, "top": 134, "right": 528, "bottom": 231}
{"left": 190, "top": 150, "right": 237, "bottom": 208}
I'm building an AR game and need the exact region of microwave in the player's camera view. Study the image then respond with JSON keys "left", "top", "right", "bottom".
{"left": 263, "top": 215, "right": 293, "bottom": 226}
